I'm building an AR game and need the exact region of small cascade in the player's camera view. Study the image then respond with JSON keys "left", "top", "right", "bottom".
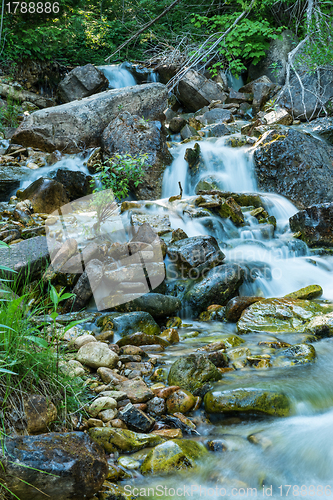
{"left": 226, "top": 70, "right": 245, "bottom": 91}
{"left": 97, "top": 64, "right": 136, "bottom": 89}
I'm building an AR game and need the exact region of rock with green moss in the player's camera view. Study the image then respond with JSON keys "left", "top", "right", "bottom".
{"left": 237, "top": 298, "right": 326, "bottom": 335}
{"left": 218, "top": 197, "right": 245, "bottom": 226}
{"left": 225, "top": 136, "right": 248, "bottom": 148}
{"left": 89, "top": 427, "right": 165, "bottom": 454}
{"left": 141, "top": 438, "right": 208, "bottom": 475}
{"left": 284, "top": 285, "right": 323, "bottom": 300}
{"left": 222, "top": 334, "right": 245, "bottom": 347}
{"left": 272, "top": 343, "right": 316, "bottom": 367}
{"left": 305, "top": 312, "right": 333, "bottom": 337}
{"left": 97, "top": 312, "right": 160, "bottom": 337}
{"left": 168, "top": 354, "right": 222, "bottom": 396}
{"left": 204, "top": 388, "right": 291, "bottom": 417}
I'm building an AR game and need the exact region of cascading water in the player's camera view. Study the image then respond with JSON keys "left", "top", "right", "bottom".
{"left": 97, "top": 64, "right": 137, "bottom": 89}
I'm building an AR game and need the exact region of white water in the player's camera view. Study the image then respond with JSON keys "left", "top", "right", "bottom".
{"left": 98, "top": 64, "right": 136, "bottom": 89}
{"left": 161, "top": 137, "right": 333, "bottom": 300}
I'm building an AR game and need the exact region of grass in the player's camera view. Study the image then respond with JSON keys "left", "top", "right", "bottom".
{"left": 0, "top": 94, "right": 21, "bottom": 134}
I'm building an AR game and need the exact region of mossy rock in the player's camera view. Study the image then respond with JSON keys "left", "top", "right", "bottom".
{"left": 204, "top": 388, "right": 291, "bottom": 417}
{"left": 305, "top": 311, "right": 333, "bottom": 337}
{"left": 225, "top": 136, "right": 248, "bottom": 148}
{"left": 140, "top": 439, "right": 208, "bottom": 475}
{"left": 272, "top": 343, "right": 316, "bottom": 367}
{"left": 168, "top": 354, "right": 222, "bottom": 396}
{"left": 97, "top": 312, "right": 160, "bottom": 337}
{"left": 237, "top": 298, "right": 326, "bottom": 335}
{"left": 284, "top": 285, "right": 323, "bottom": 300}
{"left": 89, "top": 427, "right": 164, "bottom": 454}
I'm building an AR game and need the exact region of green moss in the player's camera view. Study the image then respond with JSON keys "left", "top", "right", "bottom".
{"left": 284, "top": 285, "right": 323, "bottom": 300}
{"left": 89, "top": 428, "right": 165, "bottom": 454}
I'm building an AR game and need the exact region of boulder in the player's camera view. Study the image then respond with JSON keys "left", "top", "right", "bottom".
{"left": 76, "top": 342, "right": 119, "bottom": 369}
{"left": 54, "top": 169, "right": 92, "bottom": 201}
{"left": 168, "top": 354, "right": 222, "bottom": 396}
{"left": 289, "top": 203, "right": 333, "bottom": 246}
{"left": 18, "top": 177, "right": 69, "bottom": 214}
{"left": 98, "top": 311, "right": 160, "bottom": 337}
{"left": 89, "top": 427, "right": 164, "bottom": 454}
{"left": 176, "top": 69, "right": 227, "bottom": 112}
{"left": 279, "top": 67, "right": 333, "bottom": 120}
{"left": 102, "top": 111, "right": 172, "bottom": 199}
{"left": 302, "top": 117, "right": 333, "bottom": 145}
{"left": 248, "top": 30, "right": 298, "bottom": 85}
{"left": 253, "top": 129, "right": 333, "bottom": 208}
{"left": 113, "top": 293, "right": 181, "bottom": 318}
{"left": 225, "top": 296, "right": 263, "bottom": 322}
{"left": 167, "top": 235, "right": 225, "bottom": 277}
{"left": 0, "top": 236, "right": 49, "bottom": 282}
{"left": 141, "top": 438, "right": 207, "bottom": 474}
{"left": 184, "top": 264, "right": 244, "bottom": 314}
{"left": 58, "top": 64, "right": 108, "bottom": 103}
{"left": 12, "top": 83, "right": 168, "bottom": 153}
{"left": 0, "top": 432, "right": 107, "bottom": 500}
{"left": 237, "top": 298, "right": 326, "bottom": 334}
{"left": 169, "top": 116, "right": 187, "bottom": 133}
{"left": 204, "top": 388, "right": 291, "bottom": 417}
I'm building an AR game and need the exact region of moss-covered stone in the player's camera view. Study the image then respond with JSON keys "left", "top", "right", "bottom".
{"left": 88, "top": 427, "right": 165, "bottom": 454}
{"left": 272, "top": 343, "right": 316, "bottom": 367}
{"left": 168, "top": 354, "right": 222, "bottom": 395}
{"left": 284, "top": 285, "right": 323, "bottom": 300}
{"left": 305, "top": 312, "right": 333, "bottom": 337}
{"left": 204, "top": 388, "right": 291, "bottom": 417}
{"left": 218, "top": 197, "right": 245, "bottom": 226}
{"left": 237, "top": 298, "right": 326, "bottom": 335}
{"left": 140, "top": 439, "right": 208, "bottom": 475}
{"left": 160, "top": 328, "right": 180, "bottom": 344}
{"left": 97, "top": 312, "right": 160, "bottom": 337}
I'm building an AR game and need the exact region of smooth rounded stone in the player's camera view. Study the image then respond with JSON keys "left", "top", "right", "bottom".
{"left": 18, "top": 177, "right": 69, "bottom": 214}
{"left": 117, "top": 332, "right": 169, "bottom": 348}
{"left": 146, "top": 397, "right": 166, "bottom": 417}
{"left": 99, "top": 390, "right": 127, "bottom": 401}
{"left": 305, "top": 312, "right": 333, "bottom": 337}
{"left": 160, "top": 327, "right": 180, "bottom": 344}
{"left": 168, "top": 354, "right": 222, "bottom": 396}
{"left": 225, "top": 296, "right": 263, "bottom": 322}
{"left": 227, "top": 347, "right": 252, "bottom": 361}
{"left": 166, "top": 389, "right": 196, "bottom": 414}
{"left": 156, "top": 386, "right": 180, "bottom": 399}
{"left": 247, "top": 432, "right": 272, "bottom": 450}
{"left": 237, "top": 298, "right": 326, "bottom": 335}
{"left": 114, "top": 377, "right": 154, "bottom": 404}
{"left": 77, "top": 342, "right": 119, "bottom": 369}
{"left": 64, "top": 360, "right": 85, "bottom": 378}
{"left": 204, "top": 388, "right": 291, "bottom": 417}
{"left": 153, "top": 428, "right": 183, "bottom": 439}
{"left": 89, "top": 427, "right": 164, "bottom": 453}
{"left": 284, "top": 285, "right": 323, "bottom": 300}
{"left": 118, "top": 456, "right": 141, "bottom": 470}
{"left": 272, "top": 343, "right": 316, "bottom": 367}
{"left": 95, "top": 330, "right": 114, "bottom": 342}
{"left": 184, "top": 264, "right": 245, "bottom": 314}
{"left": 87, "top": 418, "right": 104, "bottom": 428}
{"left": 88, "top": 397, "right": 117, "bottom": 417}
{"left": 0, "top": 432, "right": 108, "bottom": 500}
{"left": 141, "top": 438, "right": 208, "bottom": 475}
{"left": 98, "top": 408, "right": 118, "bottom": 422}
{"left": 23, "top": 394, "right": 57, "bottom": 435}
{"left": 120, "top": 345, "right": 145, "bottom": 356}
{"left": 113, "top": 293, "right": 181, "bottom": 319}
{"left": 99, "top": 312, "right": 160, "bottom": 337}
{"left": 167, "top": 235, "right": 225, "bottom": 276}
{"left": 74, "top": 334, "right": 97, "bottom": 349}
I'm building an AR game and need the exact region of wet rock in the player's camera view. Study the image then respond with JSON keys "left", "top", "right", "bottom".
{"left": 119, "top": 402, "right": 155, "bottom": 432}
{"left": 167, "top": 235, "right": 224, "bottom": 277}
{"left": 306, "top": 312, "right": 333, "bottom": 337}
{"left": 204, "top": 388, "right": 291, "bottom": 417}
{"left": 284, "top": 285, "right": 323, "bottom": 300}
{"left": 227, "top": 346, "right": 251, "bottom": 360}
{"left": 176, "top": 69, "right": 227, "bottom": 112}
{"left": 240, "top": 76, "right": 277, "bottom": 113}
{"left": 116, "top": 332, "right": 168, "bottom": 348}
{"left": 279, "top": 67, "right": 333, "bottom": 120}
{"left": 201, "top": 108, "right": 233, "bottom": 124}
{"left": 23, "top": 394, "right": 57, "bottom": 434}
{"left": 99, "top": 312, "right": 160, "bottom": 337}
{"left": 218, "top": 197, "right": 245, "bottom": 226}
{"left": 58, "top": 63, "right": 108, "bottom": 103}
{"left": 141, "top": 438, "right": 208, "bottom": 474}
{"left": 12, "top": 83, "right": 168, "bottom": 153}
{"left": 113, "top": 293, "right": 180, "bottom": 319}
{"left": 263, "top": 107, "right": 292, "bottom": 126}
{"left": 180, "top": 123, "right": 198, "bottom": 140}
{"left": 54, "top": 169, "right": 92, "bottom": 201}
{"left": 225, "top": 296, "right": 263, "bottom": 322}
{"left": 166, "top": 389, "right": 196, "bottom": 414}
{"left": 88, "top": 397, "right": 117, "bottom": 417}
{"left": 169, "top": 116, "right": 187, "bottom": 133}
{"left": 19, "top": 177, "right": 69, "bottom": 214}
{"left": 302, "top": 117, "right": 333, "bottom": 145}
{"left": 153, "top": 428, "right": 183, "bottom": 439}
{"left": 146, "top": 397, "right": 166, "bottom": 417}
{"left": 131, "top": 212, "right": 171, "bottom": 235}
{"left": 237, "top": 298, "right": 326, "bottom": 334}
{"left": 289, "top": 203, "right": 333, "bottom": 246}
{"left": 273, "top": 343, "right": 316, "bottom": 366}
{"left": 102, "top": 111, "right": 172, "bottom": 200}
{"left": 168, "top": 354, "right": 222, "bottom": 396}
{"left": 253, "top": 129, "right": 333, "bottom": 208}
{"left": 89, "top": 427, "right": 164, "bottom": 453}
{"left": 0, "top": 432, "right": 108, "bottom": 500}
{"left": 77, "top": 342, "right": 119, "bottom": 369}
{"left": 184, "top": 264, "right": 245, "bottom": 314}
{"left": 160, "top": 328, "right": 180, "bottom": 344}
{"left": 204, "top": 350, "right": 228, "bottom": 368}
{"left": 0, "top": 235, "right": 49, "bottom": 282}
{"left": 208, "top": 123, "right": 231, "bottom": 137}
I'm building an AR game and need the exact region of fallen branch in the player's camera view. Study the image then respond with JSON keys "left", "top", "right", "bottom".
{"left": 105, "top": 0, "right": 184, "bottom": 62}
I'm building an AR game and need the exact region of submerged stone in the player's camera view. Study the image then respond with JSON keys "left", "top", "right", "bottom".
{"left": 272, "top": 343, "right": 316, "bottom": 367}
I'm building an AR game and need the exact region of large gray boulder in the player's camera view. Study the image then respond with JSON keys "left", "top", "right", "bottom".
{"left": 176, "top": 69, "right": 227, "bottom": 112}
{"left": 102, "top": 111, "right": 172, "bottom": 199}
{"left": 248, "top": 30, "right": 298, "bottom": 85}
{"left": 0, "top": 432, "right": 108, "bottom": 500}
{"left": 58, "top": 63, "right": 108, "bottom": 103}
{"left": 12, "top": 83, "right": 168, "bottom": 153}
{"left": 253, "top": 128, "right": 333, "bottom": 208}
{"left": 279, "top": 66, "right": 333, "bottom": 120}
{"left": 0, "top": 236, "right": 49, "bottom": 282}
